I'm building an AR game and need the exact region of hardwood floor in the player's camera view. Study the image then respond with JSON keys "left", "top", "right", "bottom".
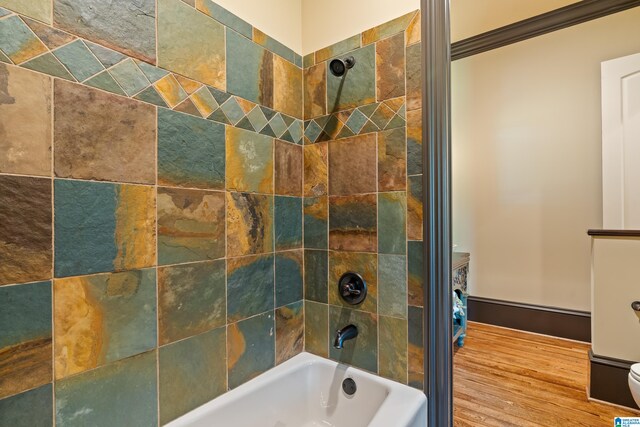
{"left": 453, "top": 322, "right": 640, "bottom": 426}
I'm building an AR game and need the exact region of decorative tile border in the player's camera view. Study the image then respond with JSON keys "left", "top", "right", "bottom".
{"left": 0, "top": 9, "right": 304, "bottom": 144}
{"left": 304, "top": 97, "right": 406, "bottom": 144}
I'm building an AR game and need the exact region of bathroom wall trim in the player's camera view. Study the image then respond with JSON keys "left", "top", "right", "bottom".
{"left": 467, "top": 296, "right": 592, "bottom": 342}
{"left": 588, "top": 229, "right": 640, "bottom": 237}
{"left": 589, "top": 350, "right": 639, "bottom": 410}
{"left": 451, "top": 0, "right": 640, "bottom": 61}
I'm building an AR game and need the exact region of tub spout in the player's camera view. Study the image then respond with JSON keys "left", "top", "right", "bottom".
{"left": 333, "top": 324, "right": 358, "bottom": 349}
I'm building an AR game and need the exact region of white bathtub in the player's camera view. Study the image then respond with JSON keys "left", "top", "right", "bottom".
{"left": 166, "top": 352, "right": 427, "bottom": 427}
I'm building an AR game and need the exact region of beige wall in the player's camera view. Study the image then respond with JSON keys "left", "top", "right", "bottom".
{"left": 451, "top": 0, "right": 578, "bottom": 42}
{"left": 452, "top": 8, "right": 640, "bottom": 311}
{"left": 215, "top": 0, "right": 303, "bottom": 53}
{"left": 301, "top": 0, "right": 419, "bottom": 54}
{"left": 591, "top": 237, "right": 640, "bottom": 361}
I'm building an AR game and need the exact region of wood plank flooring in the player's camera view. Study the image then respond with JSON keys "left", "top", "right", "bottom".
{"left": 453, "top": 322, "right": 640, "bottom": 426}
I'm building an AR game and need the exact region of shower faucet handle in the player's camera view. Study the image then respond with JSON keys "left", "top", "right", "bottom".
{"left": 632, "top": 301, "right": 640, "bottom": 312}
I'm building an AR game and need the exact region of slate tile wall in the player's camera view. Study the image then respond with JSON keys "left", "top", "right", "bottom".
{"left": 302, "top": 11, "right": 425, "bottom": 389}
{"left": 0, "top": 1, "right": 304, "bottom": 425}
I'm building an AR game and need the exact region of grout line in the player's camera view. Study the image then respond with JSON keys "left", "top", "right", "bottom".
{"left": 50, "top": 70, "right": 57, "bottom": 427}
{"left": 154, "top": 104, "right": 161, "bottom": 426}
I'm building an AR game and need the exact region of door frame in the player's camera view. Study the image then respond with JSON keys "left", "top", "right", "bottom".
{"left": 421, "top": 0, "right": 453, "bottom": 425}
{"left": 420, "top": 1, "right": 640, "bottom": 425}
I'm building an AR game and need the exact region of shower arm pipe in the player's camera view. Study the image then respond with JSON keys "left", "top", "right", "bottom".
{"left": 421, "top": 0, "right": 454, "bottom": 426}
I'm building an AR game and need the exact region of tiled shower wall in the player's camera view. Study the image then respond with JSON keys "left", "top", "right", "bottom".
{"left": 301, "top": 11, "right": 426, "bottom": 389}
{"left": 0, "top": 0, "right": 305, "bottom": 425}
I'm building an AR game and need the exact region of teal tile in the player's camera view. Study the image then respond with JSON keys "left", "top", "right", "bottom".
{"left": 329, "top": 306, "right": 378, "bottom": 373}
{"left": 280, "top": 130, "right": 295, "bottom": 144}
{"left": 53, "top": 0, "right": 156, "bottom": 64}
{"left": 53, "top": 40, "right": 104, "bottom": 81}
{"left": 0, "top": 7, "right": 9, "bottom": 17}
{"left": 135, "top": 59, "right": 168, "bottom": 83}
{"left": 196, "top": 0, "right": 252, "bottom": 38}
{"left": 227, "top": 254, "right": 274, "bottom": 322}
{"left": 159, "top": 327, "right": 227, "bottom": 424}
{"left": 85, "top": 70, "right": 126, "bottom": 95}
{"left": 227, "top": 29, "right": 273, "bottom": 106}
{"left": 408, "top": 241, "right": 423, "bottom": 307}
{"left": 370, "top": 103, "right": 395, "bottom": 130}
{"left": 0, "top": 384, "right": 52, "bottom": 427}
{"left": 261, "top": 123, "right": 277, "bottom": 137}
{"left": 304, "top": 120, "right": 322, "bottom": 143}
{"left": 21, "top": 52, "right": 75, "bottom": 81}
{"left": 407, "top": 110, "right": 422, "bottom": 175}
{"left": 158, "top": 260, "right": 226, "bottom": 345}
{"left": 305, "top": 301, "right": 328, "bottom": 357}
{"left": 0, "top": 15, "right": 47, "bottom": 64}
{"left": 304, "top": 196, "right": 328, "bottom": 249}
{"left": 0, "top": 50, "right": 10, "bottom": 64}
{"left": 275, "top": 300, "right": 304, "bottom": 364}
{"left": 304, "top": 250, "right": 327, "bottom": 303}
{"left": 158, "top": 108, "right": 226, "bottom": 189}
{"left": 109, "top": 58, "right": 150, "bottom": 96}
{"left": 294, "top": 53, "right": 302, "bottom": 68}
{"left": 236, "top": 116, "right": 255, "bottom": 132}
{"left": 208, "top": 85, "right": 231, "bottom": 104}
{"left": 378, "top": 192, "right": 406, "bottom": 254}
{"left": 379, "top": 254, "right": 407, "bottom": 318}
{"left": 358, "top": 103, "right": 378, "bottom": 118}
{"left": 269, "top": 114, "right": 287, "bottom": 137}
{"left": 275, "top": 250, "right": 303, "bottom": 307}
{"left": 208, "top": 107, "right": 231, "bottom": 124}
{"left": 55, "top": 351, "right": 158, "bottom": 427}
{"left": 54, "top": 270, "right": 157, "bottom": 377}
{"left": 345, "top": 109, "right": 368, "bottom": 133}
{"left": 260, "top": 105, "right": 276, "bottom": 120}
{"left": 0, "top": 281, "right": 52, "bottom": 399}
{"left": 386, "top": 113, "right": 406, "bottom": 130}
{"left": 335, "top": 126, "right": 355, "bottom": 140}
{"left": 85, "top": 41, "right": 126, "bottom": 67}
{"left": 327, "top": 44, "right": 375, "bottom": 112}
{"left": 220, "top": 96, "right": 245, "bottom": 125}
{"left": 289, "top": 120, "right": 304, "bottom": 144}
{"left": 228, "top": 311, "right": 275, "bottom": 389}
{"left": 275, "top": 196, "right": 302, "bottom": 250}
{"left": 134, "top": 85, "right": 169, "bottom": 107}
{"left": 247, "top": 106, "right": 269, "bottom": 132}
{"left": 54, "top": 180, "right": 155, "bottom": 277}
{"left": 315, "top": 34, "right": 361, "bottom": 63}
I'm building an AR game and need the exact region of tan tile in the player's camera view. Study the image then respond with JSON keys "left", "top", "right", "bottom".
{"left": 0, "top": 64, "right": 52, "bottom": 176}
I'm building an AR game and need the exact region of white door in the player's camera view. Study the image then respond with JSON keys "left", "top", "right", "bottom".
{"left": 602, "top": 52, "right": 640, "bottom": 229}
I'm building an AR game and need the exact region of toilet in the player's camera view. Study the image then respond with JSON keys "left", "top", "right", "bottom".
{"left": 630, "top": 363, "right": 640, "bottom": 407}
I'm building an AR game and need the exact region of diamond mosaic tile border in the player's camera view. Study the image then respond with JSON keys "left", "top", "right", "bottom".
{"left": 304, "top": 97, "right": 406, "bottom": 144}
{"left": 0, "top": 10, "right": 304, "bottom": 144}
